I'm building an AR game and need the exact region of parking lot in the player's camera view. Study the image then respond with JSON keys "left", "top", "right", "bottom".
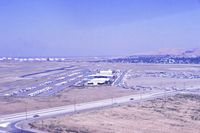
{"left": 0, "top": 66, "right": 92, "bottom": 97}
{"left": 119, "top": 68, "right": 200, "bottom": 92}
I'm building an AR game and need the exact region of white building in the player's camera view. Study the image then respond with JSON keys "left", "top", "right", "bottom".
{"left": 86, "top": 70, "right": 114, "bottom": 86}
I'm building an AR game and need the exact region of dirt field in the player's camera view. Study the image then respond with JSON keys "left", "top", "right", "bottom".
{"left": 0, "top": 86, "right": 136, "bottom": 115}
{"left": 30, "top": 94, "right": 200, "bottom": 133}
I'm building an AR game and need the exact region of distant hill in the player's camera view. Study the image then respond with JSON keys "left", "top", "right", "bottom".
{"left": 104, "top": 48, "right": 200, "bottom": 64}
{"left": 133, "top": 48, "right": 200, "bottom": 57}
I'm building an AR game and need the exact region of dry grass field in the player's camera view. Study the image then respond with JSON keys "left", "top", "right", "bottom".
{"left": 0, "top": 86, "right": 136, "bottom": 115}
{"left": 30, "top": 94, "right": 200, "bottom": 133}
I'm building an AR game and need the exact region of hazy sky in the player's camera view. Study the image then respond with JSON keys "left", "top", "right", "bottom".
{"left": 0, "top": 0, "right": 200, "bottom": 57}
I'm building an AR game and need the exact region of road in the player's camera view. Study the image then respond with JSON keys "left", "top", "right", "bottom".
{"left": 0, "top": 90, "right": 179, "bottom": 132}
{"left": 112, "top": 70, "right": 127, "bottom": 86}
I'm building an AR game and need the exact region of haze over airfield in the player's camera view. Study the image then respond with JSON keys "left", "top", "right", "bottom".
{"left": 0, "top": 0, "right": 200, "bottom": 57}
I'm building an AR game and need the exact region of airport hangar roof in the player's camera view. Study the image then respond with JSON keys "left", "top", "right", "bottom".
{"left": 87, "top": 78, "right": 111, "bottom": 84}
{"left": 88, "top": 73, "right": 114, "bottom": 77}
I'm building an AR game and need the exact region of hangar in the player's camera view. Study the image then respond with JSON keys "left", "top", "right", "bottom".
{"left": 86, "top": 70, "right": 115, "bottom": 86}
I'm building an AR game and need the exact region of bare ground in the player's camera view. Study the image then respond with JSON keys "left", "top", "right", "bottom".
{"left": 30, "top": 94, "right": 200, "bottom": 133}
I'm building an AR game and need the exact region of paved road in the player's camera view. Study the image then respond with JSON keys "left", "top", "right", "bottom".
{"left": 0, "top": 90, "right": 178, "bottom": 130}
{"left": 1, "top": 86, "right": 200, "bottom": 132}
{"left": 112, "top": 70, "right": 127, "bottom": 86}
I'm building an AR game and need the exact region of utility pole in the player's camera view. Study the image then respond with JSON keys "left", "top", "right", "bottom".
{"left": 74, "top": 103, "right": 76, "bottom": 113}
{"left": 184, "top": 82, "right": 186, "bottom": 91}
{"left": 74, "top": 96, "right": 76, "bottom": 113}
{"left": 111, "top": 95, "right": 114, "bottom": 107}
{"left": 42, "top": 120, "right": 44, "bottom": 130}
{"left": 112, "top": 96, "right": 114, "bottom": 105}
{"left": 140, "top": 88, "right": 142, "bottom": 106}
{"left": 25, "top": 100, "right": 28, "bottom": 120}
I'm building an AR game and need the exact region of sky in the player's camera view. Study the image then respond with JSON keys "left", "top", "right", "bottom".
{"left": 0, "top": 0, "right": 200, "bottom": 57}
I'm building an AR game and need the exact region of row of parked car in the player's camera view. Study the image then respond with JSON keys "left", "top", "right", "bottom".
{"left": 4, "top": 86, "right": 37, "bottom": 96}
{"left": 28, "top": 87, "right": 53, "bottom": 96}
{"left": 39, "top": 81, "right": 53, "bottom": 86}
{"left": 130, "top": 71, "right": 200, "bottom": 79}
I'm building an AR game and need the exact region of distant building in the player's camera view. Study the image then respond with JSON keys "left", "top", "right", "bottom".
{"left": 86, "top": 70, "right": 114, "bottom": 86}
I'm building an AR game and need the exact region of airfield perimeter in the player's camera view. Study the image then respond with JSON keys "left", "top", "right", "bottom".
{"left": 0, "top": 61, "right": 200, "bottom": 133}
{"left": 0, "top": 61, "right": 200, "bottom": 115}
